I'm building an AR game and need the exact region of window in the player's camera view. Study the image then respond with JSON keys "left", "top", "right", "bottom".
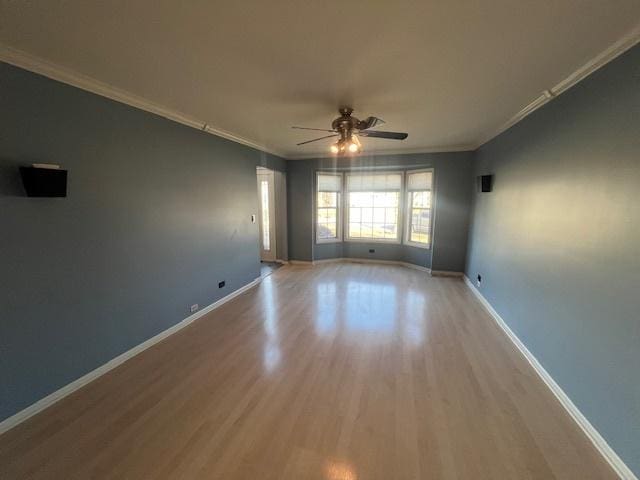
{"left": 260, "top": 180, "right": 271, "bottom": 251}
{"left": 405, "top": 170, "right": 433, "bottom": 248}
{"left": 314, "top": 169, "right": 435, "bottom": 247}
{"left": 316, "top": 173, "right": 342, "bottom": 242}
{"left": 346, "top": 173, "right": 402, "bottom": 242}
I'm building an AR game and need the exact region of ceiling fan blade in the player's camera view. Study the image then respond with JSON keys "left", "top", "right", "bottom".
{"left": 296, "top": 134, "right": 339, "bottom": 146}
{"left": 357, "top": 116, "right": 386, "bottom": 130}
{"left": 292, "top": 126, "right": 337, "bottom": 133}
{"left": 358, "top": 130, "right": 408, "bottom": 140}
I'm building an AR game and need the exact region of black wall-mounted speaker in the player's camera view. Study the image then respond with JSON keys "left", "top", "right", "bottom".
{"left": 20, "top": 167, "right": 68, "bottom": 197}
{"left": 478, "top": 174, "right": 493, "bottom": 193}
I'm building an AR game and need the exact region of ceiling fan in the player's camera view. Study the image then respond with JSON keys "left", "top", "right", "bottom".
{"left": 292, "top": 107, "right": 408, "bottom": 154}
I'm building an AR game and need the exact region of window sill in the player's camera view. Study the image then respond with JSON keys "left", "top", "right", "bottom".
{"left": 316, "top": 238, "right": 343, "bottom": 244}
{"left": 344, "top": 238, "right": 401, "bottom": 245}
{"left": 404, "top": 241, "right": 431, "bottom": 250}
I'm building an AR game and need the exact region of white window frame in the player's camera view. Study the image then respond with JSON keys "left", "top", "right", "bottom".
{"left": 313, "top": 168, "right": 436, "bottom": 247}
{"left": 403, "top": 168, "right": 434, "bottom": 249}
{"left": 344, "top": 171, "right": 404, "bottom": 245}
{"left": 315, "top": 172, "right": 343, "bottom": 244}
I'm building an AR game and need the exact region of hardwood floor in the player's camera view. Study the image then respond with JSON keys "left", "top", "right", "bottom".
{"left": 0, "top": 263, "right": 615, "bottom": 479}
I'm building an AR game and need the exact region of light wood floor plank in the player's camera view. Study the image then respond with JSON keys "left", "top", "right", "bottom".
{"left": 0, "top": 263, "right": 616, "bottom": 479}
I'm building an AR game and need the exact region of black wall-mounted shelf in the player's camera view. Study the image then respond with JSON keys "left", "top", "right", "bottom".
{"left": 19, "top": 167, "right": 68, "bottom": 197}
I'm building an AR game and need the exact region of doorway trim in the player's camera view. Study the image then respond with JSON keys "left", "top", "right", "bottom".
{"left": 257, "top": 167, "right": 277, "bottom": 262}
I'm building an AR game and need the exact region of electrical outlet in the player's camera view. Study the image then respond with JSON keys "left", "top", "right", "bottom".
{"left": 218, "top": 281, "right": 226, "bottom": 289}
{"left": 190, "top": 304, "right": 199, "bottom": 313}
{"left": 476, "top": 274, "right": 482, "bottom": 288}
{"left": 369, "top": 249, "right": 375, "bottom": 253}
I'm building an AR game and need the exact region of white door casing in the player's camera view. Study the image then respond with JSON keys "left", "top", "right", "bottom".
{"left": 257, "top": 169, "right": 276, "bottom": 262}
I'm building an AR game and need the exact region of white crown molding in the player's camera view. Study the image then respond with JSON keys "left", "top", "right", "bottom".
{"left": 287, "top": 144, "right": 476, "bottom": 160}
{"left": 0, "top": 43, "right": 287, "bottom": 159}
{"left": 0, "top": 276, "right": 262, "bottom": 435}
{"left": 290, "top": 24, "right": 640, "bottom": 158}
{"left": 463, "top": 276, "right": 638, "bottom": 480}
{"left": 551, "top": 23, "right": 640, "bottom": 97}
{"left": 474, "top": 23, "right": 640, "bottom": 149}
{"left": 2, "top": 22, "right": 639, "bottom": 160}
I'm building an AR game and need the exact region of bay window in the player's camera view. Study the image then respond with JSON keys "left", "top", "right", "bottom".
{"left": 315, "top": 169, "right": 434, "bottom": 248}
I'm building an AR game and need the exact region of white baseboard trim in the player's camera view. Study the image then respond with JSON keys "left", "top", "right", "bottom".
{"left": 401, "top": 262, "right": 431, "bottom": 273}
{"left": 0, "top": 276, "right": 262, "bottom": 436}
{"left": 288, "top": 260, "right": 313, "bottom": 265}
{"left": 463, "top": 276, "right": 637, "bottom": 480}
{"left": 311, "top": 257, "right": 431, "bottom": 273}
{"left": 430, "top": 270, "right": 464, "bottom": 277}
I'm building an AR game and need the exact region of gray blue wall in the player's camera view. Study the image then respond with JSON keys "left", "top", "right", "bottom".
{"left": 287, "top": 153, "right": 473, "bottom": 271}
{"left": 0, "top": 62, "right": 285, "bottom": 422}
{"left": 466, "top": 44, "right": 640, "bottom": 474}
{"left": 3, "top": 42, "right": 638, "bottom": 474}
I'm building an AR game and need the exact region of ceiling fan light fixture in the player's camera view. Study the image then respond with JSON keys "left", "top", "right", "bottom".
{"left": 296, "top": 108, "right": 407, "bottom": 155}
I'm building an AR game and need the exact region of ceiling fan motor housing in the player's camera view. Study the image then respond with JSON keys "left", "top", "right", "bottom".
{"left": 332, "top": 107, "right": 360, "bottom": 137}
{"left": 293, "top": 107, "right": 407, "bottom": 152}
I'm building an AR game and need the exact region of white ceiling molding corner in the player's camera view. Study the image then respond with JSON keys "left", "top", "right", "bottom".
{"left": 0, "top": 43, "right": 287, "bottom": 159}
{"left": 551, "top": 22, "right": 640, "bottom": 97}
{"left": 474, "top": 23, "right": 640, "bottom": 149}
{"left": 1, "top": 16, "right": 639, "bottom": 161}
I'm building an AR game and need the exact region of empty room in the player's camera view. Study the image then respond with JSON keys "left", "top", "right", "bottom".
{"left": 1, "top": 2, "right": 638, "bottom": 479}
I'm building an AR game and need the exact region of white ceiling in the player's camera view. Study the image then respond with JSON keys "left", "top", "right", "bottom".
{"left": 1, "top": 1, "right": 639, "bottom": 159}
